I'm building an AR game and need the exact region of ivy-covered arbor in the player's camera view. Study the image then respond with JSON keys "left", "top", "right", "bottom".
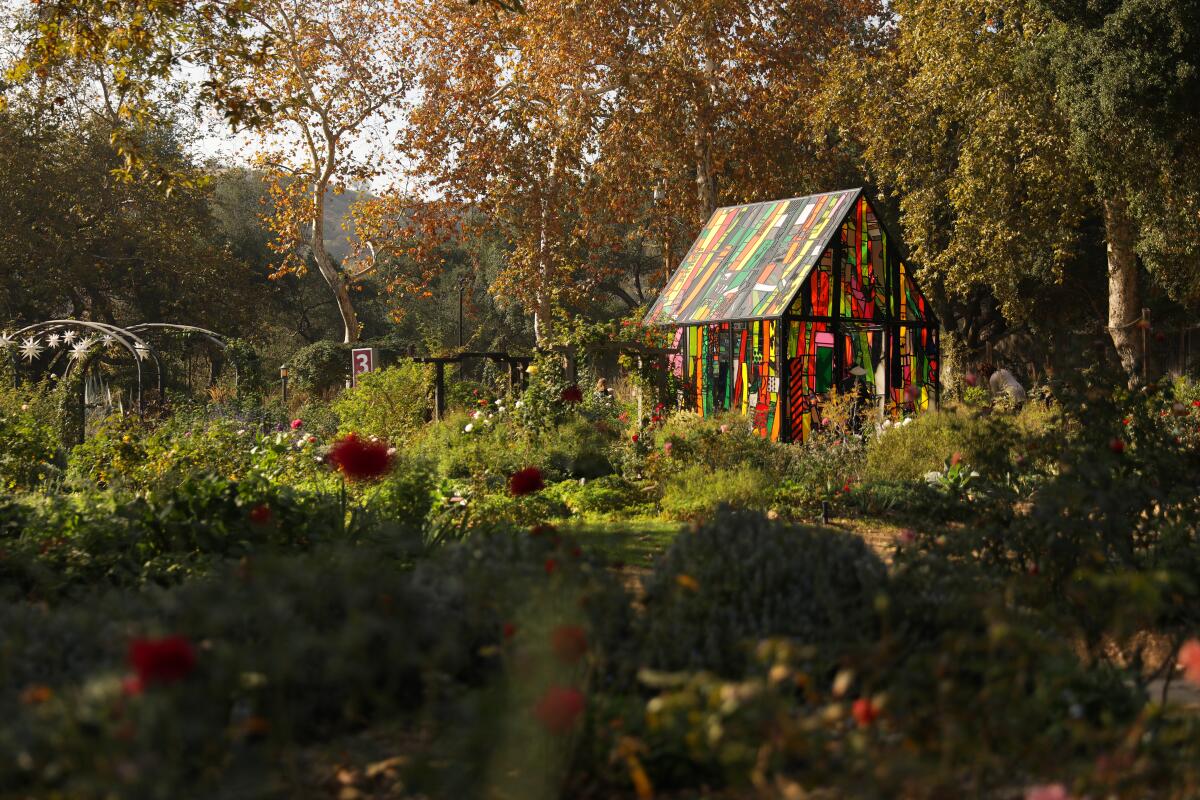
{"left": 645, "top": 188, "right": 939, "bottom": 442}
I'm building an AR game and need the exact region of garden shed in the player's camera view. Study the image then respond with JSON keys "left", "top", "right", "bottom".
{"left": 645, "top": 188, "right": 939, "bottom": 442}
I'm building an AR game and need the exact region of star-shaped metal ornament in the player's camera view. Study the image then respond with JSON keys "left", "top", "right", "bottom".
{"left": 47, "top": 333, "right": 62, "bottom": 348}
{"left": 70, "top": 337, "right": 96, "bottom": 361}
{"left": 62, "top": 329, "right": 78, "bottom": 344}
{"left": 133, "top": 343, "right": 149, "bottom": 361}
{"left": 19, "top": 337, "right": 43, "bottom": 363}
{"left": 0, "top": 332, "right": 13, "bottom": 350}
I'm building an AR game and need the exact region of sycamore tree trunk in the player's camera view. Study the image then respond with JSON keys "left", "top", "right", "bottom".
{"left": 310, "top": 177, "right": 360, "bottom": 344}
{"left": 1103, "top": 196, "right": 1141, "bottom": 377}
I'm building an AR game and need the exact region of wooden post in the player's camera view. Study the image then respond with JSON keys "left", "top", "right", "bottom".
{"left": 434, "top": 361, "right": 446, "bottom": 421}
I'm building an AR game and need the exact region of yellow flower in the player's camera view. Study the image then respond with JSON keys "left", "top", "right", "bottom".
{"left": 675, "top": 574, "right": 700, "bottom": 592}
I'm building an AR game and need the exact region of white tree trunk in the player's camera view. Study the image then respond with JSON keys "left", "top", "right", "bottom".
{"left": 1104, "top": 196, "right": 1141, "bottom": 377}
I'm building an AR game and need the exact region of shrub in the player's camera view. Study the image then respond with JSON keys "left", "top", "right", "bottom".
{"left": 0, "top": 384, "right": 62, "bottom": 491}
{"left": 550, "top": 475, "right": 647, "bottom": 516}
{"left": 332, "top": 362, "right": 431, "bottom": 444}
{"left": 288, "top": 340, "right": 349, "bottom": 395}
{"left": 637, "top": 509, "right": 887, "bottom": 675}
{"left": 659, "top": 464, "right": 772, "bottom": 520}
{"left": 539, "top": 418, "right": 616, "bottom": 480}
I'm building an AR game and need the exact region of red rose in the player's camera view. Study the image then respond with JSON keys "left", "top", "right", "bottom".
{"left": 128, "top": 636, "right": 197, "bottom": 686}
{"left": 290, "top": 419, "right": 303, "bottom": 430}
{"left": 560, "top": 385, "right": 584, "bottom": 405}
{"left": 1109, "top": 438, "right": 1125, "bottom": 455}
{"left": 631, "top": 433, "right": 639, "bottom": 443}
{"left": 248, "top": 504, "right": 272, "bottom": 525}
{"left": 509, "top": 466, "right": 545, "bottom": 496}
{"left": 328, "top": 434, "right": 393, "bottom": 481}
{"left": 852, "top": 697, "right": 879, "bottom": 726}
{"left": 534, "top": 686, "right": 586, "bottom": 734}
{"left": 1192, "top": 400, "right": 1200, "bottom": 408}
{"left": 544, "top": 557, "right": 558, "bottom": 575}
{"left": 550, "top": 625, "right": 588, "bottom": 663}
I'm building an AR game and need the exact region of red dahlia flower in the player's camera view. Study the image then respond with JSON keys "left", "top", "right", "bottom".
{"left": 248, "top": 504, "right": 273, "bottom": 525}
{"left": 560, "top": 385, "right": 584, "bottom": 404}
{"left": 1108, "top": 438, "right": 1125, "bottom": 455}
{"left": 852, "top": 697, "right": 880, "bottom": 726}
{"left": 128, "top": 636, "right": 197, "bottom": 686}
{"left": 509, "top": 466, "right": 545, "bottom": 496}
{"left": 290, "top": 418, "right": 303, "bottom": 430}
{"left": 550, "top": 625, "right": 588, "bottom": 663}
{"left": 328, "top": 434, "right": 393, "bottom": 481}
{"left": 534, "top": 686, "right": 586, "bottom": 733}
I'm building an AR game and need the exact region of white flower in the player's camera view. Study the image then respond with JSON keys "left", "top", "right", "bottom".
{"left": 464, "top": 423, "right": 474, "bottom": 433}
{"left": 924, "top": 471, "right": 943, "bottom": 483}
{"left": 902, "top": 417, "right": 914, "bottom": 426}
{"left": 495, "top": 398, "right": 503, "bottom": 405}
{"left": 515, "top": 400, "right": 524, "bottom": 408}
{"left": 970, "top": 470, "right": 980, "bottom": 477}
{"left": 387, "top": 447, "right": 397, "bottom": 456}
{"left": 472, "top": 409, "right": 483, "bottom": 419}
{"left": 236, "top": 429, "right": 247, "bottom": 436}
{"left": 881, "top": 419, "right": 892, "bottom": 429}
{"left": 497, "top": 405, "right": 506, "bottom": 413}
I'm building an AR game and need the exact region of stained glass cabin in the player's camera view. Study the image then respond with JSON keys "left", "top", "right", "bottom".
{"left": 645, "top": 188, "right": 939, "bottom": 442}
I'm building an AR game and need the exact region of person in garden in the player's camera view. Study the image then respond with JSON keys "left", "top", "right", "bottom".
{"left": 594, "top": 377, "right": 612, "bottom": 400}
{"left": 982, "top": 361, "right": 1027, "bottom": 406}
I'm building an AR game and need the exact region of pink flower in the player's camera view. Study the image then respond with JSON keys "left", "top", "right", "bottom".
{"left": 508, "top": 467, "right": 545, "bottom": 496}
{"left": 663, "top": 441, "right": 673, "bottom": 455}
{"left": 290, "top": 419, "right": 303, "bottom": 430}
{"left": 719, "top": 424, "right": 730, "bottom": 434}
{"left": 964, "top": 371, "right": 978, "bottom": 387}
{"left": 1179, "top": 639, "right": 1200, "bottom": 686}
{"left": 534, "top": 686, "right": 586, "bottom": 733}
{"left": 950, "top": 452, "right": 962, "bottom": 466}
{"left": 897, "top": 529, "right": 917, "bottom": 546}
{"left": 1024, "top": 784, "right": 1071, "bottom": 800}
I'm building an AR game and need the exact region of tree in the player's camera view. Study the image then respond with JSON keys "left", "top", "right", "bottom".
{"left": 0, "top": 108, "right": 265, "bottom": 331}
{"left": 399, "top": 0, "right": 876, "bottom": 342}
{"left": 824, "top": 0, "right": 1200, "bottom": 375}
{"left": 1038, "top": 0, "right": 1200, "bottom": 372}
{"left": 225, "top": 0, "right": 415, "bottom": 344}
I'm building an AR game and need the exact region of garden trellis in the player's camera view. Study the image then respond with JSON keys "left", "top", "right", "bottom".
{"left": 1, "top": 320, "right": 231, "bottom": 418}
{"left": 646, "top": 188, "right": 939, "bottom": 442}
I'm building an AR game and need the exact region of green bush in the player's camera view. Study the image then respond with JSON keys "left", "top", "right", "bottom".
{"left": 0, "top": 383, "right": 62, "bottom": 491}
{"left": 332, "top": 362, "right": 431, "bottom": 444}
{"left": 550, "top": 475, "right": 647, "bottom": 516}
{"left": 659, "top": 464, "right": 772, "bottom": 520}
{"left": 637, "top": 509, "right": 887, "bottom": 676}
{"left": 288, "top": 340, "right": 349, "bottom": 395}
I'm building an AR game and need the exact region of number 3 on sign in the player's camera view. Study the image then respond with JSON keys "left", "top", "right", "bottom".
{"left": 351, "top": 347, "right": 376, "bottom": 387}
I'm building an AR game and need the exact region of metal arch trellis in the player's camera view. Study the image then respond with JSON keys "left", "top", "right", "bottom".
{"left": 0, "top": 320, "right": 231, "bottom": 413}
{"left": 2, "top": 319, "right": 164, "bottom": 410}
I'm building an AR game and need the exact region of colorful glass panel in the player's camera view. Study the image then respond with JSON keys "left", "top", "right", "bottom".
{"left": 644, "top": 189, "right": 859, "bottom": 325}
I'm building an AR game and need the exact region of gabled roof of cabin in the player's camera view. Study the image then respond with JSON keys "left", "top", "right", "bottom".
{"left": 644, "top": 188, "right": 862, "bottom": 326}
